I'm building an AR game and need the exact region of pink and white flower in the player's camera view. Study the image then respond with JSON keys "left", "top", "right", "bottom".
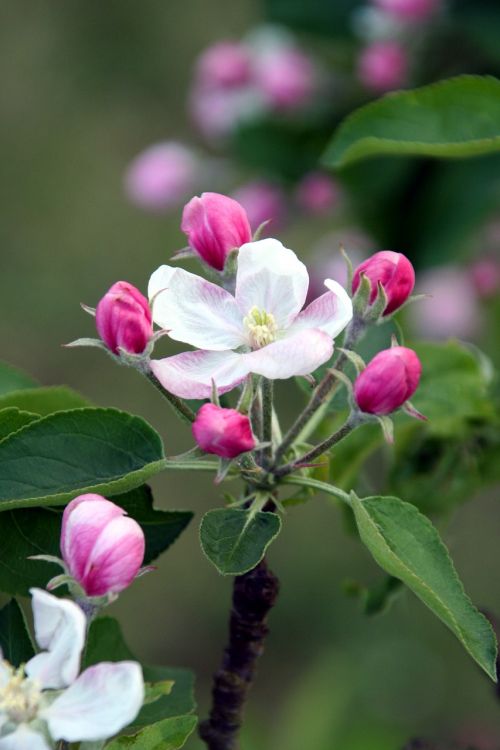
{"left": 0, "top": 589, "right": 144, "bottom": 748}
{"left": 148, "top": 238, "right": 353, "bottom": 398}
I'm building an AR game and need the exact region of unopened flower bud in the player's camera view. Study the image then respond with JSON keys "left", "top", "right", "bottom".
{"left": 354, "top": 346, "right": 421, "bottom": 415}
{"left": 125, "top": 142, "right": 198, "bottom": 213}
{"left": 61, "top": 494, "right": 145, "bottom": 597}
{"left": 352, "top": 250, "right": 415, "bottom": 315}
{"left": 96, "top": 281, "right": 152, "bottom": 355}
{"left": 192, "top": 403, "right": 255, "bottom": 459}
{"left": 357, "top": 41, "right": 408, "bottom": 92}
{"left": 182, "top": 192, "right": 252, "bottom": 271}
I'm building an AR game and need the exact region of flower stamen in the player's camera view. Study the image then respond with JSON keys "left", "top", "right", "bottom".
{"left": 243, "top": 306, "right": 277, "bottom": 349}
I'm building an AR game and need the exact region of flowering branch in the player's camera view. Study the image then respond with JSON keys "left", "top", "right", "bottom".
{"left": 143, "top": 367, "right": 196, "bottom": 423}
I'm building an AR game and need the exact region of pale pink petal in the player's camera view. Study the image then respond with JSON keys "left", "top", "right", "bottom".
{"left": 43, "top": 662, "right": 144, "bottom": 742}
{"left": 81, "top": 516, "right": 145, "bottom": 596}
{"left": 241, "top": 329, "right": 333, "bottom": 379}
{"left": 0, "top": 726, "right": 51, "bottom": 750}
{"left": 235, "top": 239, "right": 309, "bottom": 327}
{"left": 148, "top": 265, "right": 244, "bottom": 350}
{"left": 289, "top": 280, "right": 352, "bottom": 338}
{"left": 151, "top": 349, "right": 249, "bottom": 399}
{"left": 26, "top": 589, "right": 85, "bottom": 690}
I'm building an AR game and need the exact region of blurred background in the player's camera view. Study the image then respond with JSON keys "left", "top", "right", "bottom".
{"left": 1, "top": 1, "right": 500, "bottom": 747}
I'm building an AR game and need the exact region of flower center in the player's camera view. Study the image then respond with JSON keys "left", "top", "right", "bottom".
{"left": 0, "top": 662, "right": 41, "bottom": 723}
{"left": 243, "top": 306, "right": 277, "bottom": 349}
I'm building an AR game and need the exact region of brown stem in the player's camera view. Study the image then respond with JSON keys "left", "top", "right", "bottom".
{"left": 199, "top": 559, "right": 280, "bottom": 750}
{"left": 403, "top": 741, "right": 478, "bottom": 750}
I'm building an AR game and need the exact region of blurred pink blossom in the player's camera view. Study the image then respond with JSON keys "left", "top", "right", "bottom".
{"left": 470, "top": 258, "right": 500, "bottom": 298}
{"left": 253, "top": 47, "right": 318, "bottom": 111}
{"left": 358, "top": 41, "right": 408, "bottom": 92}
{"left": 232, "top": 181, "right": 288, "bottom": 234}
{"left": 125, "top": 142, "right": 198, "bottom": 212}
{"left": 373, "top": 0, "right": 440, "bottom": 22}
{"left": 195, "top": 41, "right": 253, "bottom": 89}
{"left": 295, "top": 172, "right": 342, "bottom": 216}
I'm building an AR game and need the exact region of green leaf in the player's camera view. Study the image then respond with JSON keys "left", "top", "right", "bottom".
{"left": 350, "top": 493, "right": 497, "bottom": 680}
{"left": 324, "top": 76, "right": 500, "bottom": 169}
{"left": 0, "top": 599, "right": 35, "bottom": 666}
{"left": 104, "top": 715, "right": 197, "bottom": 750}
{"left": 0, "top": 361, "right": 38, "bottom": 396}
{"left": 0, "top": 485, "right": 191, "bottom": 596}
{"left": 200, "top": 508, "right": 281, "bottom": 575}
{"left": 0, "top": 408, "right": 40, "bottom": 441}
{"left": 0, "top": 408, "right": 166, "bottom": 510}
{"left": 0, "top": 385, "right": 91, "bottom": 415}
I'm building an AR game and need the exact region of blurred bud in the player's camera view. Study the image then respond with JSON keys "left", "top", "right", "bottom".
{"left": 373, "top": 0, "right": 440, "bottom": 22}
{"left": 354, "top": 346, "right": 422, "bottom": 415}
{"left": 125, "top": 142, "right": 198, "bottom": 213}
{"left": 254, "top": 47, "right": 318, "bottom": 110}
{"left": 410, "top": 266, "right": 481, "bottom": 340}
{"left": 182, "top": 192, "right": 252, "bottom": 271}
{"left": 190, "top": 86, "right": 263, "bottom": 141}
{"left": 352, "top": 250, "right": 415, "bottom": 315}
{"left": 295, "top": 172, "right": 342, "bottom": 216}
{"left": 96, "top": 281, "right": 152, "bottom": 355}
{"left": 470, "top": 258, "right": 500, "bottom": 299}
{"left": 61, "top": 494, "right": 145, "bottom": 597}
{"left": 357, "top": 41, "right": 408, "bottom": 92}
{"left": 192, "top": 403, "right": 256, "bottom": 459}
{"left": 196, "top": 41, "right": 252, "bottom": 89}
{"left": 232, "top": 181, "right": 287, "bottom": 234}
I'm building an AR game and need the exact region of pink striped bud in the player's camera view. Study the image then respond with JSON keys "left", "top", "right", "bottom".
{"left": 352, "top": 250, "right": 415, "bottom": 315}
{"left": 295, "top": 172, "right": 342, "bottom": 216}
{"left": 192, "top": 403, "right": 255, "bottom": 459}
{"left": 373, "top": 0, "right": 439, "bottom": 22}
{"left": 196, "top": 41, "right": 252, "bottom": 89}
{"left": 96, "top": 281, "right": 152, "bottom": 355}
{"left": 354, "top": 347, "right": 422, "bottom": 415}
{"left": 61, "top": 494, "right": 145, "bottom": 597}
{"left": 182, "top": 192, "right": 252, "bottom": 271}
{"left": 358, "top": 41, "right": 408, "bottom": 93}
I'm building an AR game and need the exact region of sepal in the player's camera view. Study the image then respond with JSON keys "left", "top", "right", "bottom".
{"left": 377, "top": 415, "right": 394, "bottom": 444}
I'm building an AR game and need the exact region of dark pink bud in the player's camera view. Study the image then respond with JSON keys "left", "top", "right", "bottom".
{"left": 192, "top": 403, "right": 255, "bottom": 459}
{"left": 352, "top": 250, "right": 415, "bottom": 315}
{"left": 354, "top": 346, "right": 422, "bottom": 415}
{"left": 357, "top": 41, "right": 408, "bottom": 93}
{"left": 181, "top": 192, "right": 252, "bottom": 271}
{"left": 196, "top": 41, "right": 253, "bottom": 89}
{"left": 96, "top": 281, "right": 152, "bottom": 355}
{"left": 61, "top": 494, "right": 145, "bottom": 597}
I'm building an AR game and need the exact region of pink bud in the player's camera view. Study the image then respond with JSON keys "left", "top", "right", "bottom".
{"left": 61, "top": 494, "right": 145, "bottom": 597}
{"left": 196, "top": 41, "right": 253, "bottom": 89}
{"left": 125, "top": 142, "right": 198, "bottom": 212}
{"left": 352, "top": 250, "right": 415, "bottom": 315}
{"left": 295, "top": 172, "right": 342, "bottom": 216}
{"left": 192, "top": 403, "right": 255, "bottom": 459}
{"left": 357, "top": 41, "right": 408, "bottom": 93}
{"left": 354, "top": 347, "right": 422, "bottom": 415}
{"left": 181, "top": 192, "right": 252, "bottom": 271}
{"left": 232, "top": 181, "right": 287, "bottom": 234}
{"left": 96, "top": 281, "right": 152, "bottom": 355}
{"left": 254, "top": 48, "right": 317, "bottom": 110}
{"left": 373, "top": 0, "right": 439, "bottom": 22}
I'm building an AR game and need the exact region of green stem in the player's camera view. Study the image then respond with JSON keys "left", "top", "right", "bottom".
{"left": 280, "top": 475, "right": 351, "bottom": 505}
{"left": 143, "top": 368, "right": 196, "bottom": 423}
{"left": 261, "top": 378, "right": 274, "bottom": 465}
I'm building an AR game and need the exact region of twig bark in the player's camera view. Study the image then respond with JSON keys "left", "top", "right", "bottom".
{"left": 199, "top": 559, "right": 280, "bottom": 750}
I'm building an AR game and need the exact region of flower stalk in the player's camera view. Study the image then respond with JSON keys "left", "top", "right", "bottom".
{"left": 143, "top": 367, "right": 196, "bottom": 423}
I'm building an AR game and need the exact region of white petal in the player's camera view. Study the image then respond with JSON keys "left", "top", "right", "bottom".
{"left": 43, "top": 662, "right": 144, "bottom": 742}
{"left": 0, "top": 726, "right": 51, "bottom": 750}
{"left": 0, "top": 661, "right": 11, "bottom": 690}
{"left": 148, "top": 265, "right": 244, "bottom": 350}
{"left": 150, "top": 349, "right": 250, "bottom": 399}
{"left": 235, "top": 239, "right": 309, "bottom": 327}
{"left": 26, "top": 589, "right": 85, "bottom": 689}
{"left": 288, "top": 281, "right": 353, "bottom": 338}
{"left": 241, "top": 329, "right": 333, "bottom": 379}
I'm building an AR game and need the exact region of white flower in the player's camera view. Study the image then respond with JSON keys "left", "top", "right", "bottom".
{"left": 148, "top": 238, "right": 353, "bottom": 398}
{"left": 0, "top": 589, "right": 144, "bottom": 749}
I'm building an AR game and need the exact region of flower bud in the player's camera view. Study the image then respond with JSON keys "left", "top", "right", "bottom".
{"left": 61, "top": 494, "right": 145, "bottom": 597}
{"left": 295, "top": 172, "right": 342, "bottom": 216}
{"left": 96, "top": 281, "right": 152, "bottom": 355}
{"left": 354, "top": 346, "right": 422, "bottom": 415}
{"left": 373, "top": 0, "right": 439, "bottom": 22}
{"left": 192, "top": 403, "right": 255, "bottom": 459}
{"left": 181, "top": 192, "right": 252, "bottom": 271}
{"left": 232, "top": 181, "right": 287, "bottom": 234}
{"left": 125, "top": 142, "right": 198, "bottom": 213}
{"left": 357, "top": 41, "right": 408, "bottom": 92}
{"left": 196, "top": 41, "right": 252, "bottom": 89}
{"left": 254, "top": 47, "right": 317, "bottom": 110}
{"left": 352, "top": 250, "right": 415, "bottom": 315}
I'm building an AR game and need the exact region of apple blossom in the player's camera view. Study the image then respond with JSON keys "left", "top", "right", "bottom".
{"left": 0, "top": 589, "right": 144, "bottom": 748}
{"left": 352, "top": 250, "right": 415, "bottom": 315}
{"left": 148, "top": 238, "right": 353, "bottom": 399}
{"left": 95, "top": 281, "right": 152, "bottom": 355}
{"left": 354, "top": 346, "right": 422, "bottom": 415}
{"left": 357, "top": 41, "right": 408, "bottom": 92}
{"left": 193, "top": 403, "right": 256, "bottom": 459}
{"left": 181, "top": 192, "right": 252, "bottom": 271}
{"left": 61, "top": 493, "right": 145, "bottom": 597}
